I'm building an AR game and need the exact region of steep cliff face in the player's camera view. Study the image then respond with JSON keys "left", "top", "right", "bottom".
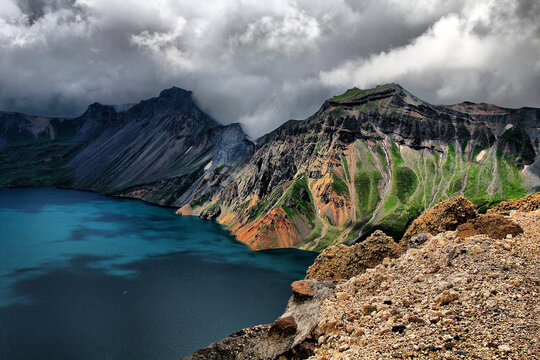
{"left": 69, "top": 87, "right": 255, "bottom": 205}
{"left": 179, "top": 84, "right": 539, "bottom": 250}
{"left": 0, "top": 87, "right": 254, "bottom": 204}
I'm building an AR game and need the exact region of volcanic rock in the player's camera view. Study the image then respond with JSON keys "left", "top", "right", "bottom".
{"left": 306, "top": 230, "right": 401, "bottom": 282}
{"left": 291, "top": 280, "right": 313, "bottom": 298}
{"left": 268, "top": 316, "right": 297, "bottom": 339}
{"left": 456, "top": 214, "right": 524, "bottom": 239}
{"left": 184, "top": 325, "right": 271, "bottom": 360}
{"left": 401, "top": 196, "right": 477, "bottom": 247}
{"left": 436, "top": 289, "right": 459, "bottom": 305}
{"left": 487, "top": 192, "right": 540, "bottom": 215}
{"left": 185, "top": 280, "right": 335, "bottom": 359}
{"left": 309, "top": 207, "right": 540, "bottom": 359}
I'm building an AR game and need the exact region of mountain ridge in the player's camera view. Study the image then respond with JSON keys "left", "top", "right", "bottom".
{"left": 176, "top": 83, "right": 539, "bottom": 250}
{"left": 0, "top": 84, "right": 538, "bottom": 251}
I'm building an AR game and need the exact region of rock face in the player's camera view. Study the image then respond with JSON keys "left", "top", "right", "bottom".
{"left": 185, "top": 280, "right": 335, "bottom": 360}
{"left": 456, "top": 214, "right": 524, "bottom": 239}
{"left": 400, "top": 196, "right": 478, "bottom": 247}
{"left": 181, "top": 84, "right": 540, "bottom": 250}
{"left": 1, "top": 84, "right": 539, "bottom": 250}
{"left": 69, "top": 88, "right": 254, "bottom": 204}
{"left": 305, "top": 230, "right": 401, "bottom": 282}
{"left": 487, "top": 192, "right": 540, "bottom": 215}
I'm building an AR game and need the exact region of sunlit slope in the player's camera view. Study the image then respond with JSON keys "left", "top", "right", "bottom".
{"left": 180, "top": 84, "right": 539, "bottom": 250}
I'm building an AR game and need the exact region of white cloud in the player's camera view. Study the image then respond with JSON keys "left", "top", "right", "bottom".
{"left": 320, "top": 0, "right": 540, "bottom": 108}
{"left": 0, "top": 0, "right": 538, "bottom": 136}
{"left": 232, "top": 8, "right": 321, "bottom": 55}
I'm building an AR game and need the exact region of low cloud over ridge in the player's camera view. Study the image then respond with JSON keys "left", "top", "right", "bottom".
{"left": 1, "top": 0, "right": 538, "bottom": 137}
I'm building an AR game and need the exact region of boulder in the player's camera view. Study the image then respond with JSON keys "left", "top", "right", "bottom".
{"left": 456, "top": 214, "right": 524, "bottom": 240}
{"left": 291, "top": 280, "right": 313, "bottom": 299}
{"left": 487, "top": 193, "right": 540, "bottom": 216}
{"left": 407, "top": 233, "right": 430, "bottom": 249}
{"left": 306, "top": 230, "right": 401, "bottom": 282}
{"left": 401, "top": 196, "right": 477, "bottom": 248}
{"left": 268, "top": 316, "right": 297, "bottom": 339}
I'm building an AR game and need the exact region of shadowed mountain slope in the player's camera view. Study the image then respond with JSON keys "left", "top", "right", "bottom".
{"left": 0, "top": 87, "right": 254, "bottom": 205}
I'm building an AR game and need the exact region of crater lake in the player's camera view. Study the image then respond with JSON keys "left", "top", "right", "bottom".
{"left": 0, "top": 187, "right": 317, "bottom": 360}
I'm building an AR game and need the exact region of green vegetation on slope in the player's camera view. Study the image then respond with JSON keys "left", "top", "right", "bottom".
{"left": 332, "top": 88, "right": 366, "bottom": 102}
{"left": 314, "top": 227, "right": 342, "bottom": 252}
{"left": 376, "top": 145, "right": 387, "bottom": 172}
{"left": 341, "top": 155, "right": 350, "bottom": 181}
{"left": 375, "top": 142, "right": 422, "bottom": 239}
{"left": 497, "top": 151, "right": 528, "bottom": 200}
{"left": 394, "top": 166, "right": 417, "bottom": 203}
{"left": 332, "top": 173, "right": 349, "bottom": 198}
{"left": 332, "top": 84, "right": 395, "bottom": 102}
{"left": 390, "top": 142, "right": 404, "bottom": 166}
{"left": 354, "top": 163, "right": 382, "bottom": 222}
{"left": 0, "top": 140, "right": 85, "bottom": 187}
{"left": 248, "top": 185, "right": 284, "bottom": 222}
{"left": 442, "top": 143, "right": 456, "bottom": 179}
{"left": 278, "top": 173, "right": 317, "bottom": 225}
{"left": 384, "top": 142, "right": 418, "bottom": 210}
{"left": 463, "top": 149, "right": 493, "bottom": 208}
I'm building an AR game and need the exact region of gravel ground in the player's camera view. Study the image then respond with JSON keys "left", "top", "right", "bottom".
{"left": 308, "top": 210, "right": 540, "bottom": 360}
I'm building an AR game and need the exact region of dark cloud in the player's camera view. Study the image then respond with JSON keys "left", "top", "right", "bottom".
{"left": 0, "top": 0, "right": 538, "bottom": 137}
{"left": 515, "top": 0, "right": 540, "bottom": 18}
{"left": 16, "top": 0, "right": 85, "bottom": 24}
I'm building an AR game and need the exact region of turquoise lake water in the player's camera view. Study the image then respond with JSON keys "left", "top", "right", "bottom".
{"left": 0, "top": 187, "right": 317, "bottom": 359}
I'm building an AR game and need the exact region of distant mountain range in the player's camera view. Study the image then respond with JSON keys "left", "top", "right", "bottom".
{"left": 1, "top": 84, "right": 538, "bottom": 250}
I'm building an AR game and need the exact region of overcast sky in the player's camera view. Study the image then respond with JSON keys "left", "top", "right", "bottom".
{"left": 1, "top": 0, "right": 539, "bottom": 137}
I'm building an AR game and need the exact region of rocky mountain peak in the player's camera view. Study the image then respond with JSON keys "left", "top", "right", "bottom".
{"left": 447, "top": 101, "right": 510, "bottom": 115}
{"left": 122, "top": 86, "right": 209, "bottom": 127}
{"left": 82, "top": 102, "right": 117, "bottom": 119}
{"left": 325, "top": 83, "right": 426, "bottom": 115}
{"left": 2, "top": 83, "right": 537, "bottom": 252}
{"left": 158, "top": 86, "right": 193, "bottom": 100}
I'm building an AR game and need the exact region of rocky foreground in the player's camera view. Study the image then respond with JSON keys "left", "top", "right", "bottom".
{"left": 187, "top": 194, "right": 540, "bottom": 359}
{"left": 309, "top": 209, "right": 539, "bottom": 359}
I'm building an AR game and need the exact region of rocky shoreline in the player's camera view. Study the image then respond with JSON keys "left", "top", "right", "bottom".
{"left": 186, "top": 194, "right": 540, "bottom": 359}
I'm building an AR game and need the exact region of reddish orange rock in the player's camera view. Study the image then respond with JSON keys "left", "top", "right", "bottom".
{"left": 291, "top": 280, "right": 313, "bottom": 298}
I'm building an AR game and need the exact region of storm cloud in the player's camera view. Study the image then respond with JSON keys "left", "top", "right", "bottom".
{"left": 0, "top": 0, "right": 538, "bottom": 137}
